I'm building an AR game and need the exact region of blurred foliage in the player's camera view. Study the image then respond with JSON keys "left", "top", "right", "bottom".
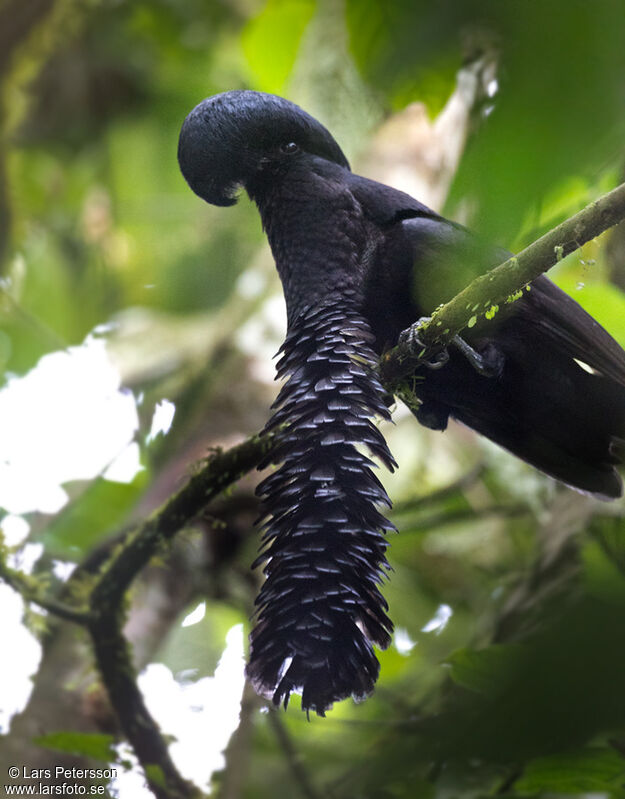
{"left": 1, "top": 1, "right": 625, "bottom": 799}
{"left": 34, "top": 730, "right": 117, "bottom": 762}
{"left": 242, "top": 0, "right": 316, "bottom": 93}
{"left": 346, "top": 0, "right": 625, "bottom": 244}
{"left": 41, "top": 471, "right": 149, "bottom": 557}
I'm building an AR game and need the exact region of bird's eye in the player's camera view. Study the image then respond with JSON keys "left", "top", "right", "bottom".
{"left": 280, "top": 142, "right": 299, "bottom": 154}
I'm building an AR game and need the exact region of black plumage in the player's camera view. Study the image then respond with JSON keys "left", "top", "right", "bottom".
{"left": 251, "top": 296, "right": 396, "bottom": 713}
{"left": 178, "top": 90, "right": 625, "bottom": 713}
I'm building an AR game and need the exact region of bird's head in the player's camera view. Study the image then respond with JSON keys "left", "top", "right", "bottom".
{"left": 178, "top": 90, "right": 350, "bottom": 207}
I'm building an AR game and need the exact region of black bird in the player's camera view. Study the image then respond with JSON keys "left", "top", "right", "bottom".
{"left": 178, "top": 90, "right": 625, "bottom": 714}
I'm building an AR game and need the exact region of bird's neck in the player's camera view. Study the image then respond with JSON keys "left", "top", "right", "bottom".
{"left": 253, "top": 173, "right": 371, "bottom": 326}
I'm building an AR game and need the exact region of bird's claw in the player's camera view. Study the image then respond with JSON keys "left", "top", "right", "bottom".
{"left": 451, "top": 336, "right": 504, "bottom": 378}
{"left": 399, "top": 317, "right": 450, "bottom": 370}
{"left": 399, "top": 319, "right": 504, "bottom": 378}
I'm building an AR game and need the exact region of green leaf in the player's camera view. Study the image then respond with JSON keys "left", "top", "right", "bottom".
{"left": 447, "top": 644, "right": 523, "bottom": 695}
{"left": 346, "top": 0, "right": 456, "bottom": 114}
{"left": 590, "top": 516, "right": 625, "bottom": 577}
{"left": 34, "top": 731, "right": 116, "bottom": 762}
{"left": 347, "top": 0, "right": 625, "bottom": 243}
{"left": 242, "top": 0, "right": 316, "bottom": 93}
{"left": 515, "top": 747, "right": 625, "bottom": 794}
{"left": 144, "top": 764, "right": 167, "bottom": 789}
{"left": 553, "top": 278, "right": 625, "bottom": 349}
{"left": 43, "top": 471, "right": 149, "bottom": 557}
{"left": 159, "top": 604, "right": 245, "bottom": 680}
{"left": 582, "top": 536, "right": 625, "bottom": 605}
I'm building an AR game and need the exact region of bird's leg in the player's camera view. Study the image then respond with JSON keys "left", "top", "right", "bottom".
{"left": 399, "top": 317, "right": 504, "bottom": 378}
{"left": 450, "top": 336, "right": 504, "bottom": 378}
{"left": 398, "top": 317, "right": 449, "bottom": 370}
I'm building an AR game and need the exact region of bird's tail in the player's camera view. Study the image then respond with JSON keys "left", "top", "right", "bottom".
{"left": 249, "top": 298, "right": 396, "bottom": 715}
{"left": 414, "top": 284, "right": 625, "bottom": 500}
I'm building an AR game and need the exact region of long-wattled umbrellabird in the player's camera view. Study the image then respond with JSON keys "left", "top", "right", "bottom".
{"left": 178, "top": 90, "right": 625, "bottom": 715}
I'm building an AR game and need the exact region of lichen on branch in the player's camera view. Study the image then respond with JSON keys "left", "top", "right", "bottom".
{"left": 380, "top": 180, "right": 625, "bottom": 388}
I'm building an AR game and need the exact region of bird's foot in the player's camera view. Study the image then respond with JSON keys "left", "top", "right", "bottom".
{"left": 399, "top": 317, "right": 449, "bottom": 370}
{"left": 451, "top": 337, "right": 504, "bottom": 378}
{"left": 399, "top": 318, "right": 504, "bottom": 378}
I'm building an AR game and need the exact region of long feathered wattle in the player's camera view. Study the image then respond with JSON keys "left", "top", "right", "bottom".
{"left": 247, "top": 298, "right": 397, "bottom": 715}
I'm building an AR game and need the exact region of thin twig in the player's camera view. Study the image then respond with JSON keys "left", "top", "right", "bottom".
{"left": 88, "top": 612, "right": 202, "bottom": 799}
{"left": 217, "top": 682, "right": 260, "bottom": 799}
{"left": 266, "top": 708, "right": 324, "bottom": 799}
{"left": 390, "top": 463, "right": 485, "bottom": 516}
{"left": 0, "top": 557, "right": 90, "bottom": 624}
{"left": 398, "top": 504, "right": 529, "bottom": 533}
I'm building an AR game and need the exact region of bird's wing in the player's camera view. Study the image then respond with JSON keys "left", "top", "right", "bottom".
{"left": 511, "top": 274, "right": 625, "bottom": 387}
{"left": 400, "top": 214, "right": 625, "bottom": 387}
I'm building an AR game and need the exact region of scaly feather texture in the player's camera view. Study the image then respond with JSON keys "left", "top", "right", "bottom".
{"left": 248, "top": 297, "right": 397, "bottom": 715}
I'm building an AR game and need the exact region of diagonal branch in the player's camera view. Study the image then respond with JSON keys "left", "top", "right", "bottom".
{"left": 266, "top": 709, "right": 323, "bottom": 799}
{"left": 0, "top": 555, "right": 90, "bottom": 624}
{"left": 89, "top": 434, "right": 272, "bottom": 610}
{"left": 89, "top": 611, "right": 200, "bottom": 799}
{"left": 380, "top": 180, "right": 625, "bottom": 387}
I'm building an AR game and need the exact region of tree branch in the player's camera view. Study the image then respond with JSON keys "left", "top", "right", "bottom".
{"left": 0, "top": 555, "right": 90, "bottom": 624}
{"left": 266, "top": 709, "right": 323, "bottom": 799}
{"left": 0, "top": 0, "right": 56, "bottom": 75}
{"left": 89, "top": 434, "right": 271, "bottom": 610}
{"left": 86, "top": 433, "right": 272, "bottom": 799}
{"left": 88, "top": 611, "right": 202, "bottom": 799}
{"left": 380, "top": 180, "right": 625, "bottom": 387}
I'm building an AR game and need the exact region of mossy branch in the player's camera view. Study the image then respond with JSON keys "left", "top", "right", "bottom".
{"left": 86, "top": 433, "right": 272, "bottom": 799}
{"left": 89, "top": 433, "right": 272, "bottom": 611}
{"left": 380, "top": 180, "right": 625, "bottom": 387}
{"left": 88, "top": 610, "right": 203, "bottom": 799}
{"left": 0, "top": 552, "right": 90, "bottom": 623}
